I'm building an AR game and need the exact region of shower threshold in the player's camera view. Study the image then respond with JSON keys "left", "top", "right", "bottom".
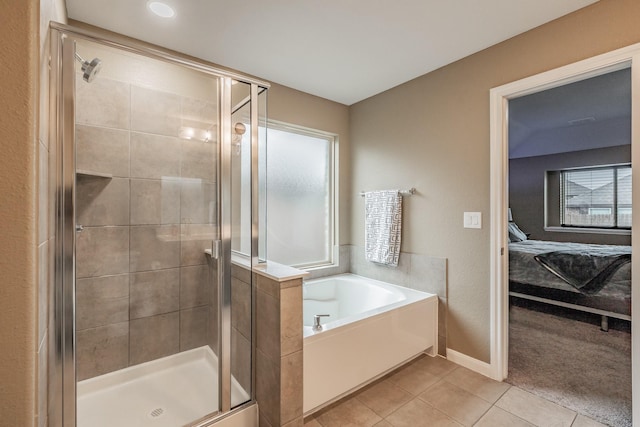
{"left": 77, "top": 346, "right": 249, "bottom": 427}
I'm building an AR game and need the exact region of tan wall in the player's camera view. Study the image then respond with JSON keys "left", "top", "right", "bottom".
{"left": 268, "top": 83, "right": 351, "bottom": 245}
{"left": 0, "top": 0, "right": 38, "bottom": 425}
{"left": 349, "top": 0, "right": 640, "bottom": 362}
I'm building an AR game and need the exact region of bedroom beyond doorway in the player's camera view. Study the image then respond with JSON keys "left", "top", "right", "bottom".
{"left": 488, "top": 44, "right": 640, "bottom": 425}
{"left": 505, "top": 66, "right": 632, "bottom": 426}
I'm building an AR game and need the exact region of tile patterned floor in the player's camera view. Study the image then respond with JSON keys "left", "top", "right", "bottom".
{"left": 303, "top": 355, "right": 608, "bottom": 427}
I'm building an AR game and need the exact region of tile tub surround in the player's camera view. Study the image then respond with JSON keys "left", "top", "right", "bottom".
{"left": 254, "top": 262, "right": 308, "bottom": 427}
{"left": 74, "top": 72, "right": 220, "bottom": 380}
{"left": 308, "top": 245, "right": 448, "bottom": 356}
{"left": 303, "top": 245, "right": 352, "bottom": 280}
{"left": 304, "top": 355, "right": 607, "bottom": 427}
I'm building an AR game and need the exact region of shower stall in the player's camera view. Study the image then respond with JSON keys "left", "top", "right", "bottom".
{"left": 50, "top": 23, "right": 267, "bottom": 427}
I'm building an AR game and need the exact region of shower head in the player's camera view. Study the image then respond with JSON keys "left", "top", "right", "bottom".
{"left": 75, "top": 53, "right": 102, "bottom": 83}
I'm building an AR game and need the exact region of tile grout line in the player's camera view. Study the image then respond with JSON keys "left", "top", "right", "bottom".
{"left": 413, "top": 383, "right": 471, "bottom": 426}
{"left": 470, "top": 402, "right": 493, "bottom": 427}
{"left": 439, "top": 374, "right": 512, "bottom": 406}
{"left": 568, "top": 412, "right": 578, "bottom": 427}
{"left": 433, "top": 372, "right": 512, "bottom": 425}
{"left": 473, "top": 401, "right": 535, "bottom": 427}
{"left": 407, "top": 397, "right": 461, "bottom": 426}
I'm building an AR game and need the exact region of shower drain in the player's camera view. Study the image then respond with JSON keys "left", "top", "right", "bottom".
{"left": 148, "top": 407, "right": 165, "bottom": 419}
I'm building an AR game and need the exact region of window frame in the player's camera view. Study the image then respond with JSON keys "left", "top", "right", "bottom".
{"left": 558, "top": 163, "right": 632, "bottom": 231}
{"left": 265, "top": 119, "right": 339, "bottom": 269}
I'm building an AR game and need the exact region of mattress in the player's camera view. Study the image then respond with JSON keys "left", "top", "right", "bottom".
{"left": 509, "top": 240, "right": 631, "bottom": 317}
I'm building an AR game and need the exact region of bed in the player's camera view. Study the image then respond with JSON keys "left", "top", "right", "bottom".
{"left": 509, "top": 239, "right": 631, "bottom": 330}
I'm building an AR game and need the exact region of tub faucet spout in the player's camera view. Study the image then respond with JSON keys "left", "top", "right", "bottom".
{"left": 312, "top": 314, "right": 330, "bottom": 331}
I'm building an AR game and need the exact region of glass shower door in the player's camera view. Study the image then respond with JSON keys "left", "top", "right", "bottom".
{"left": 68, "top": 37, "right": 226, "bottom": 427}
{"left": 51, "top": 24, "right": 267, "bottom": 427}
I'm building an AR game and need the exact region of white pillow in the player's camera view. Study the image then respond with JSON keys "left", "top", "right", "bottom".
{"left": 508, "top": 222, "right": 527, "bottom": 242}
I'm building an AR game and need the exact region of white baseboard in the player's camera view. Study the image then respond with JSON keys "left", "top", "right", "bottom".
{"left": 446, "top": 348, "right": 499, "bottom": 380}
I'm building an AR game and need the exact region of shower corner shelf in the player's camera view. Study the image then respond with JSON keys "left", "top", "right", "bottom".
{"left": 76, "top": 169, "right": 113, "bottom": 179}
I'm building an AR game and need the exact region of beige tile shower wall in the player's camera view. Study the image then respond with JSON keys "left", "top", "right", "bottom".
{"left": 255, "top": 273, "right": 304, "bottom": 427}
{"left": 230, "top": 264, "right": 253, "bottom": 394}
{"left": 76, "top": 43, "right": 217, "bottom": 102}
{"left": 74, "top": 68, "right": 219, "bottom": 380}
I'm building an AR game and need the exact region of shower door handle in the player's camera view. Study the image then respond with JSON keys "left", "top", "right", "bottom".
{"left": 76, "top": 224, "right": 84, "bottom": 232}
{"left": 211, "top": 240, "right": 221, "bottom": 260}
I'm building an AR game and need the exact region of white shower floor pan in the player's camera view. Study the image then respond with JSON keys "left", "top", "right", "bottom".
{"left": 77, "top": 346, "right": 249, "bottom": 427}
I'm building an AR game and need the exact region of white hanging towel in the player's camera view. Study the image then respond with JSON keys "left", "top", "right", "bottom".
{"left": 364, "top": 190, "right": 402, "bottom": 267}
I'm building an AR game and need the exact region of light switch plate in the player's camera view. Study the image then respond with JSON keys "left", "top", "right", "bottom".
{"left": 464, "top": 212, "right": 482, "bottom": 229}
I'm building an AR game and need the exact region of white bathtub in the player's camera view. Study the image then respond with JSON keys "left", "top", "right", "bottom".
{"left": 303, "top": 274, "right": 438, "bottom": 414}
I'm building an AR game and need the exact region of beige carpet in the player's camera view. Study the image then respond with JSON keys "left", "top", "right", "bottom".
{"left": 507, "top": 304, "right": 631, "bottom": 427}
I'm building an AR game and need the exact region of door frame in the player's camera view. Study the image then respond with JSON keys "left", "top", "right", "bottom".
{"left": 489, "top": 43, "right": 640, "bottom": 418}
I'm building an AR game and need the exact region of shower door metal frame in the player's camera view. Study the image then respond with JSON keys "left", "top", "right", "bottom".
{"left": 50, "top": 22, "right": 268, "bottom": 427}
{"left": 218, "top": 76, "right": 233, "bottom": 414}
{"left": 50, "top": 29, "right": 78, "bottom": 427}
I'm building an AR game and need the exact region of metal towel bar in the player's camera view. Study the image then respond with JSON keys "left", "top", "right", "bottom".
{"left": 359, "top": 188, "right": 416, "bottom": 197}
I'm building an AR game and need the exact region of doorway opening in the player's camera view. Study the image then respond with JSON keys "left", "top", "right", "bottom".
{"left": 507, "top": 68, "right": 631, "bottom": 426}
{"left": 490, "top": 44, "right": 640, "bottom": 427}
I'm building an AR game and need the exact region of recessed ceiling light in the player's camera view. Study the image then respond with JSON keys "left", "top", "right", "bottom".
{"left": 147, "top": 1, "right": 175, "bottom": 18}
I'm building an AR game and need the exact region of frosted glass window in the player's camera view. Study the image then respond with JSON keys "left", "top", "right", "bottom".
{"left": 266, "top": 125, "right": 335, "bottom": 267}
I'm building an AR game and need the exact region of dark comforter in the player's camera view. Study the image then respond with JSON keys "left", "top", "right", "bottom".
{"left": 509, "top": 240, "right": 632, "bottom": 316}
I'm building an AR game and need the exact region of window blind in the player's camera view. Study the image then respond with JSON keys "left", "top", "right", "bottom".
{"left": 560, "top": 165, "right": 631, "bottom": 229}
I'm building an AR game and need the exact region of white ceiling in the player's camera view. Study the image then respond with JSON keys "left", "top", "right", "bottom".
{"left": 65, "top": 0, "right": 598, "bottom": 106}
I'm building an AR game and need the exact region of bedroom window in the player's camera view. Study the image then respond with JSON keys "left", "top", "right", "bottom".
{"left": 265, "top": 121, "right": 337, "bottom": 268}
{"left": 560, "top": 165, "right": 632, "bottom": 229}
